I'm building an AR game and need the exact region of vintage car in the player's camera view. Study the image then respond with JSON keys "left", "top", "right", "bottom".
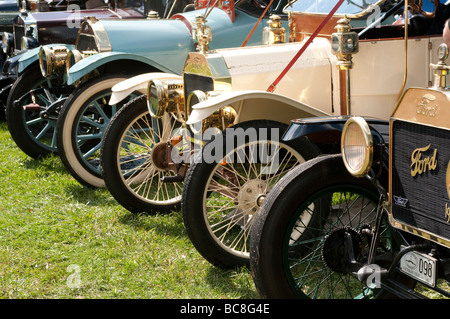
{"left": 249, "top": 43, "right": 450, "bottom": 299}
{"left": 0, "top": 0, "right": 86, "bottom": 35}
{"left": 38, "top": 0, "right": 291, "bottom": 189}
{"left": 98, "top": 0, "right": 448, "bottom": 269}
{"left": 0, "top": 0, "right": 147, "bottom": 119}
{"left": 0, "top": 0, "right": 20, "bottom": 34}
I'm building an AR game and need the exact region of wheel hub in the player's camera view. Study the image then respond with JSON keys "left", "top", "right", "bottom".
{"left": 322, "top": 227, "right": 363, "bottom": 273}
{"left": 151, "top": 142, "right": 171, "bottom": 170}
{"left": 237, "top": 180, "right": 270, "bottom": 214}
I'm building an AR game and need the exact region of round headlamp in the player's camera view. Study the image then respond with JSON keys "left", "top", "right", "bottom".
{"left": 147, "top": 79, "right": 167, "bottom": 118}
{"left": 39, "top": 46, "right": 52, "bottom": 77}
{"left": 2, "top": 32, "right": 13, "bottom": 55}
{"left": 341, "top": 117, "right": 373, "bottom": 177}
{"left": 65, "top": 49, "right": 83, "bottom": 74}
{"left": 21, "top": 36, "right": 38, "bottom": 50}
{"left": 39, "top": 46, "right": 69, "bottom": 77}
{"left": 186, "top": 90, "right": 207, "bottom": 134}
{"left": 147, "top": 78, "right": 184, "bottom": 118}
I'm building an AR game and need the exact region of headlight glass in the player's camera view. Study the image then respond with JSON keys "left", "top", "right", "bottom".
{"left": 146, "top": 78, "right": 183, "bottom": 118}
{"left": 65, "top": 49, "right": 83, "bottom": 73}
{"left": 186, "top": 90, "right": 207, "bottom": 134}
{"left": 2, "top": 32, "right": 13, "bottom": 55}
{"left": 39, "top": 46, "right": 51, "bottom": 77}
{"left": 341, "top": 117, "right": 373, "bottom": 177}
{"left": 147, "top": 79, "right": 166, "bottom": 118}
{"left": 21, "top": 36, "right": 38, "bottom": 50}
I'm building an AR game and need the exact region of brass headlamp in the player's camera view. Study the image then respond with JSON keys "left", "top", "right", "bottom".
{"left": 2, "top": 32, "right": 14, "bottom": 55}
{"left": 186, "top": 90, "right": 236, "bottom": 135}
{"left": 65, "top": 49, "right": 97, "bottom": 74}
{"left": 147, "top": 78, "right": 184, "bottom": 118}
{"left": 39, "top": 46, "right": 70, "bottom": 77}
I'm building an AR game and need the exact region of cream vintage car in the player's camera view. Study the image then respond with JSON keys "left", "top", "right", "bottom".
{"left": 100, "top": 0, "right": 445, "bottom": 268}
{"left": 249, "top": 43, "right": 450, "bottom": 299}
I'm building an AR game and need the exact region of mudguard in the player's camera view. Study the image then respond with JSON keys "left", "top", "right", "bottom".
{"left": 109, "top": 72, "right": 181, "bottom": 105}
{"left": 17, "top": 44, "right": 75, "bottom": 73}
{"left": 282, "top": 116, "right": 389, "bottom": 147}
{"left": 67, "top": 52, "right": 176, "bottom": 85}
{"left": 186, "top": 90, "right": 330, "bottom": 126}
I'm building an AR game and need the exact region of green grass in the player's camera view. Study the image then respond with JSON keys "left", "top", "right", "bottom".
{"left": 0, "top": 122, "right": 257, "bottom": 299}
{"left": 1, "top": 121, "right": 448, "bottom": 300}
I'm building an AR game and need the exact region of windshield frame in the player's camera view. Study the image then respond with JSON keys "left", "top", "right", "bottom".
{"left": 283, "top": 0, "right": 389, "bottom": 18}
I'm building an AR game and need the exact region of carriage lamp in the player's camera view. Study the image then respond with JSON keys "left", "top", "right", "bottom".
{"left": 331, "top": 17, "right": 358, "bottom": 115}
{"left": 39, "top": 46, "right": 69, "bottom": 77}
{"left": 263, "top": 15, "right": 286, "bottom": 45}
{"left": 193, "top": 15, "right": 212, "bottom": 54}
{"left": 331, "top": 17, "right": 359, "bottom": 70}
{"left": 430, "top": 43, "right": 450, "bottom": 90}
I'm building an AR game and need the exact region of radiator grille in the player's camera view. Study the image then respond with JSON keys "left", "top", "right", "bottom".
{"left": 13, "top": 24, "right": 24, "bottom": 51}
{"left": 75, "top": 33, "right": 98, "bottom": 52}
{"left": 391, "top": 120, "right": 450, "bottom": 241}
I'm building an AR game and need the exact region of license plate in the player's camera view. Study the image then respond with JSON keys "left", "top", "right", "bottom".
{"left": 399, "top": 251, "right": 437, "bottom": 287}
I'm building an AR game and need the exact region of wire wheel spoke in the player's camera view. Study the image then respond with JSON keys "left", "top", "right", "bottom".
{"left": 205, "top": 140, "right": 305, "bottom": 256}
{"left": 285, "top": 188, "right": 380, "bottom": 299}
{"left": 118, "top": 112, "right": 183, "bottom": 205}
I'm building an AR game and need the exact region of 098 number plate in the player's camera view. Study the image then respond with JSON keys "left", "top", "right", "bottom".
{"left": 399, "top": 251, "right": 437, "bottom": 287}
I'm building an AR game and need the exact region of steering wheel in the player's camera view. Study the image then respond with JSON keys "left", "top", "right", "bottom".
{"left": 410, "top": 0, "right": 439, "bottom": 18}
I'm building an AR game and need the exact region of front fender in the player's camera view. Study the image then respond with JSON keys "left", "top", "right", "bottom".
{"left": 67, "top": 52, "right": 175, "bottom": 85}
{"left": 17, "top": 44, "right": 75, "bottom": 73}
{"left": 186, "top": 90, "right": 330, "bottom": 125}
{"left": 109, "top": 72, "right": 182, "bottom": 105}
{"left": 282, "top": 116, "right": 389, "bottom": 152}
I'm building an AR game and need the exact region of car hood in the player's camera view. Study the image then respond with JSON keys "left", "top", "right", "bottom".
{"left": 0, "top": 0, "right": 19, "bottom": 11}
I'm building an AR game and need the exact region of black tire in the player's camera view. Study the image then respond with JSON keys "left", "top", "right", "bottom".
{"left": 56, "top": 74, "right": 138, "bottom": 188}
{"left": 181, "top": 120, "right": 321, "bottom": 269}
{"left": 250, "top": 154, "right": 416, "bottom": 299}
{"left": 6, "top": 64, "right": 70, "bottom": 158}
{"left": 100, "top": 95, "right": 184, "bottom": 214}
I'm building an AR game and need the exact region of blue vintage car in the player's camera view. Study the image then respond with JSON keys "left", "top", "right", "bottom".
{"left": 6, "top": 0, "right": 289, "bottom": 189}
{"left": 0, "top": 0, "right": 148, "bottom": 120}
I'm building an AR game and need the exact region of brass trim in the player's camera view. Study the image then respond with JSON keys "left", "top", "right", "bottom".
{"left": 387, "top": 203, "right": 450, "bottom": 248}
{"left": 388, "top": 88, "right": 450, "bottom": 248}
{"left": 392, "top": 88, "right": 450, "bottom": 130}
{"left": 75, "top": 17, "right": 112, "bottom": 53}
{"left": 284, "top": 0, "right": 388, "bottom": 19}
{"left": 341, "top": 116, "right": 373, "bottom": 177}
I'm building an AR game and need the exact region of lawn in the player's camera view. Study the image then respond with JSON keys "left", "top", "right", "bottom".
{"left": 0, "top": 121, "right": 257, "bottom": 299}
{"left": 1, "top": 120, "right": 448, "bottom": 300}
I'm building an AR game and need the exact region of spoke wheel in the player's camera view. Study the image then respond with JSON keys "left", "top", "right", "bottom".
{"left": 182, "top": 120, "right": 321, "bottom": 268}
{"left": 56, "top": 75, "right": 138, "bottom": 188}
{"left": 250, "top": 154, "right": 416, "bottom": 299}
{"left": 100, "top": 95, "right": 184, "bottom": 214}
{"left": 6, "top": 65, "right": 70, "bottom": 158}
